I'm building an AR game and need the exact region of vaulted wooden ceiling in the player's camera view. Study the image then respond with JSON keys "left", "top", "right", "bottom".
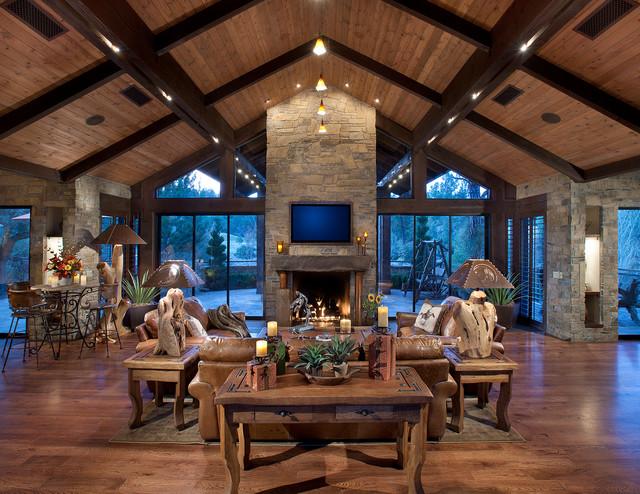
{"left": 0, "top": 0, "right": 638, "bottom": 186}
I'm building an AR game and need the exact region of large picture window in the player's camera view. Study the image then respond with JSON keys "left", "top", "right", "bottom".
{"left": 158, "top": 214, "right": 264, "bottom": 317}
{"left": 377, "top": 214, "right": 486, "bottom": 316}
{"left": 618, "top": 209, "right": 640, "bottom": 336}
{"left": 426, "top": 170, "right": 490, "bottom": 199}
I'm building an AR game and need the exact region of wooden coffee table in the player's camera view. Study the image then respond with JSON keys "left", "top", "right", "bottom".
{"left": 445, "top": 347, "right": 518, "bottom": 433}
{"left": 123, "top": 345, "right": 199, "bottom": 431}
{"left": 215, "top": 366, "right": 432, "bottom": 494}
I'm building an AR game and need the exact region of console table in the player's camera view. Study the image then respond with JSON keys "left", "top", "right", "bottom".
{"left": 445, "top": 347, "right": 518, "bottom": 433}
{"left": 215, "top": 366, "right": 432, "bottom": 494}
{"left": 123, "top": 345, "right": 199, "bottom": 430}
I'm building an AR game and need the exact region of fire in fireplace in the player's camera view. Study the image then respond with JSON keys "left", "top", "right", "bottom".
{"left": 292, "top": 271, "right": 350, "bottom": 326}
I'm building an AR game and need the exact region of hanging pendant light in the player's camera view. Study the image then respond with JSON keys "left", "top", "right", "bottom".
{"left": 318, "top": 119, "right": 327, "bottom": 134}
{"left": 316, "top": 74, "right": 327, "bottom": 92}
{"left": 317, "top": 99, "right": 326, "bottom": 116}
{"left": 313, "top": 37, "right": 327, "bottom": 56}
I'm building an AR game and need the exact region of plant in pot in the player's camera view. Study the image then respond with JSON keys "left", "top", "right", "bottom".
{"left": 362, "top": 292, "right": 383, "bottom": 326}
{"left": 325, "top": 335, "right": 357, "bottom": 377}
{"left": 485, "top": 273, "right": 522, "bottom": 330}
{"left": 268, "top": 340, "right": 288, "bottom": 376}
{"left": 294, "top": 344, "right": 328, "bottom": 377}
{"left": 122, "top": 270, "right": 160, "bottom": 330}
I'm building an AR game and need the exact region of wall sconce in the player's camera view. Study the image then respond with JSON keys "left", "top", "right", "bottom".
{"left": 277, "top": 240, "right": 285, "bottom": 254}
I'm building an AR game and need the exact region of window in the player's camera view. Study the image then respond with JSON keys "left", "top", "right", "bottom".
{"left": 506, "top": 217, "right": 513, "bottom": 274}
{"left": 156, "top": 166, "right": 221, "bottom": 199}
{"left": 519, "top": 215, "right": 545, "bottom": 325}
{"left": 618, "top": 209, "right": 640, "bottom": 336}
{"left": 426, "top": 170, "right": 490, "bottom": 199}
{"left": 100, "top": 215, "right": 125, "bottom": 265}
{"left": 235, "top": 157, "right": 265, "bottom": 198}
{"left": 158, "top": 214, "right": 264, "bottom": 317}
{"left": 0, "top": 207, "right": 30, "bottom": 336}
{"left": 377, "top": 214, "right": 486, "bottom": 315}
{"left": 377, "top": 132, "right": 411, "bottom": 199}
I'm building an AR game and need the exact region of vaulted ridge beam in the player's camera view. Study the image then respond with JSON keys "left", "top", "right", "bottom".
{"left": 466, "top": 111, "right": 585, "bottom": 182}
{"left": 0, "top": 155, "right": 60, "bottom": 182}
{"left": 426, "top": 144, "right": 508, "bottom": 190}
{"left": 60, "top": 114, "right": 180, "bottom": 182}
{"left": 154, "top": 0, "right": 267, "bottom": 55}
{"left": 377, "top": 152, "right": 411, "bottom": 187}
{"left": 45, "top": 0, "right": 234, "bottom": 146}
{"left": 326, "top": 37, "right": 442, "bottom": 106}
{"left": 413, "top": 0, "right": 591, "bottom": 148}
{"left": 0, "top": 61, "right": 122, "bottom": 140}
{"left": 583, "top": 156, "right": 640, "bottom": 182}
{"left": 380, "top": 0, "right": 491, "bottom": 51}
{"left": 376, "top": 113, "right": 413, "bottom": 145}
{"left": 205, "top": 40, "right": 314, "bottom": 105}
{"left": 522, "top": 55, "right": 640, "bottom": 134}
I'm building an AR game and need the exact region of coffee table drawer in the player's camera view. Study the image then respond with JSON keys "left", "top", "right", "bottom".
{"left": 336, "top": 405, "right": 419, "bottom": 422}
{"left": 253, "top": 406, "right": 314, "bottom": 423}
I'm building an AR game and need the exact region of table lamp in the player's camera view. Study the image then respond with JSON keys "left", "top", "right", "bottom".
{"left": 142, "top": 260, "right": 204, "bottom": 289}
{"left": 92, "top": 224, "right": 146, "bottom": 286}
{"left": 447, "top": 259, "right": 512, "bottom": 358}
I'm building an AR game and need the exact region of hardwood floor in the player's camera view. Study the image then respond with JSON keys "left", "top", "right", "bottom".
{"left": 0, "top": 330, "right": 639, "bottom": 493}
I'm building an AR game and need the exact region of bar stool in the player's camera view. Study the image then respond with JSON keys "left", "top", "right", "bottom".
{"left": 2, "top": 283, "right": 58, "bottom": 373}
{"left": 79, "top": 283, "right": 122, "bottom": 358}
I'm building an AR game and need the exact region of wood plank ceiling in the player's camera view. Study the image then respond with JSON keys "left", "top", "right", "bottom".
{"left": 0, "top": 0, "right": 638, "bottom": 186}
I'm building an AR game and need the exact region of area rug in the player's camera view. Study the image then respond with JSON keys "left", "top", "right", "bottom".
{"left": 111, "top": 398, "right": 524, "bottom": 445}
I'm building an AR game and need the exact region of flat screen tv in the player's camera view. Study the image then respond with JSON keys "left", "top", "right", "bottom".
{"left": 290, "top": 203, "right": 351, "bottom": 243}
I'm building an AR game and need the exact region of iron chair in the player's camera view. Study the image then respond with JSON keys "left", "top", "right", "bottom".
{"left": 79, "top": 283, "right": 122, "bottom": 358}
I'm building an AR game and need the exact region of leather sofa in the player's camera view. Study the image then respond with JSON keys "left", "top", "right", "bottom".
{"left": 189, "top": 333, "right": 457, "bottom": 442}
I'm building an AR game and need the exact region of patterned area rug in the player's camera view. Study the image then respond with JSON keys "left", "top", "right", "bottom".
{"left": 110, "top": 398, "right": 524, "bottom": 445}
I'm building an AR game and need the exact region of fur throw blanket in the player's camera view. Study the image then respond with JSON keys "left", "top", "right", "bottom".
{"left": 207, "top": 304, "right": 250, "bottom": 338}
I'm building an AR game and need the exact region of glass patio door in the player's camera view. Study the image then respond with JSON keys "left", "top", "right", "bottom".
{"left": 519, "top": 215, "right": 545, "bottom": 326}
{"left": 618, "top": 209, "right": 640, "bottom": 336}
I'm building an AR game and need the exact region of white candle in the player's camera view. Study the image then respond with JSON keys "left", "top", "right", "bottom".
{"left": 80, "top": 274, "right": 87, "bottom": 286}
{"left": 51, "top": 276, "right": 58, "bottom": 287}
{"left": 73, "top": 273, "right": 81, "bottom": 284}
{"left": 340, "top": 319, "right": 351, "bottom": 333}
{"left": 377, "top": 306, "right": 389, "bottom": 328}
{"left": 267, "top": 321, "right": 278, "bottom": 337}
{"left": 256, "top": 340, "right": 268, "bottom": 358}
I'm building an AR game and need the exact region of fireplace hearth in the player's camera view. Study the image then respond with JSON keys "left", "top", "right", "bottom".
{"left": 293, "top": 272, "right": 350, "bottom": 325}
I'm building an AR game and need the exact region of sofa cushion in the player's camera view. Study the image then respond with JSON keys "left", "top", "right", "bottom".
{"left": 143, "top": 310, "right": 159, "bottom": 338}
{"left": 396, "top": 335, "right": 443, "bottom": 360}
{"left": 199, "top": 336, "right": 258, "bottom": 362}
{"left": 184, "top": 297, "right": 210, "bottom": 330}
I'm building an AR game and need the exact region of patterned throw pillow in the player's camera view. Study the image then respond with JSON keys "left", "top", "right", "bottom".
{"left": 413, "top": 300, "right": 443, "bottom": 334}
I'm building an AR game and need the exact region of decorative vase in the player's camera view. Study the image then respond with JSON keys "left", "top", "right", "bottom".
{"left": 309, "top": 367, "right": 322, "bottom": 377}
{"left": 494, "top": 302, "right": 516, "bottom": 330}
{"left": 333, "top": 362, "right": 349, "bottom": 378}
{"left": 58, "top": 277, "right": 71, "bottom": 286}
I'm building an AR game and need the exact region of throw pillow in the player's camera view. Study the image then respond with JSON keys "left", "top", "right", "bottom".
{"left": 413, "top": 300, "right": 442, "bottom": 334}
{"left": 185, "top": 314, "right": 208, "bottom": 337}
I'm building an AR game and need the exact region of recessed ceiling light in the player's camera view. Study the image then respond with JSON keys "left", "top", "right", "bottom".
{"left": 344, "top": 82, "right": 350, "bottom": 88}
{"left": 255, "top": 184, "right": 260, "bottom": 189}
{"left": 427, "top": 136, "right": 437, "bottom": 144}
{"left": 235, "top": 156, "right": 239, "bottom": 162}
{"left": 265, "top": 98, "right": 271, "bottom": 104}
{"left": 250, "top": 179, "right": 255, "bottom": 184}
{"left": 245, "top": 174, "right": 249, "bottom": 179}
{"left": 296, "top": 83, "right": 301, "bottom": 89}
{"left": 85, "top": 114, "right": 105, "bottom": 126}
{"left": 374, "top": 98, "right": 380, "bottom": 104}
{"left": 447, "top": 116, "right": 457, "bottom": 124}
{"left": 212, "top": 136, "right": 219, "bottom": 143}
{"left": 541, "top": 112, "right": 561, "bottom": 124}
{"left": 159, "top": 89, "right": 172, "bottom": 102}
{"left": 398, "top": 173, "right": 403, "bottom": 179}
{"left": 471, "top": 91, "right": 482, "bottom": 100}
{"left": 237, "top": 168, "right": 243, "bottom": 174}
{"left": 405, "top": 168, "right": 410, "bottom": 174}
{"left": 392, "top": 179, "right": 397, "bottom": 184}
{"left": 388, "top": 184, "right": 392, "bottom": 189}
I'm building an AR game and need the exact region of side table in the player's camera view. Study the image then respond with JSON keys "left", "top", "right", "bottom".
{"left": 123, "top": 345, "right": 199, "bottom": 430}
{"left": 445, "top": 347, "right": 518, "bottom": 433}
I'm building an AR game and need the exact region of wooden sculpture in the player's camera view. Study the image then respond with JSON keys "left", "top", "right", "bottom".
{"left": 451, "top": 291, "right": 497, "bottom": 358}
{"left": 154, "top": 288, "right": 187, "bottom": 357}
{"left": 96, "top": 261, "right": 130, "bottom": 340}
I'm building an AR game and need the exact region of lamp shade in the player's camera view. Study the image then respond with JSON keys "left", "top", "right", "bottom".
{"left": 142, "top": 260, "right": 204, "bottom": 288}
{"left": 447, "top": 259, "right": 513, "bottom": 289}
{"left": 92, "top": 224, "right": 146, "bottom": 245}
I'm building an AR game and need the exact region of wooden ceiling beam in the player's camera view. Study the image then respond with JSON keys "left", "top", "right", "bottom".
{"left": 0, "top": 60, "right": 122, "bottom": 140}
{"left": 522, "top": 55, "right": 640, "bottom": 134}
{"left": 413, "top": 0, "right": 591, "bottom": 147}
{"left": 205, "top": 40, "right": 314, "bottom": 106}
{"left": 466, "top": 111, "right": 585, "bottom": 182}
{"left": 326, "top": 37, "right": 442, "bottom": 106}
{"left": 0, "top": 155, "right": 60, "bottom": 182}
{"left": 45, "top": 0, "right": 234, "bottom": 146}
{"left": 583, "top": 156, "right": 640, "bottom": 182}
{"left": 376, "top": 112, "right": 413, "bottom": 145}
{"left": 235, "top": 114, "right": 266, "bottom": 147}
{"left": 380, "top": 0, "right": 491, "bottom": 51}
{"left": 59, "top": 114, "right": 180, "bottom": 182}
{"left": 154, "top": 0, "right": 267, "bottom": 55}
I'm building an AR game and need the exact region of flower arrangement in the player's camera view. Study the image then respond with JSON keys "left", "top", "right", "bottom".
{"left": 45, "top": 247, "right": 83, "bottom": 279}
{"left": 362, "top": 291, "right": 384, "bottom": 322}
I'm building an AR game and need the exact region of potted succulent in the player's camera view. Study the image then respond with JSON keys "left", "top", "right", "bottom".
{"left": 485, "top": 272, "right": 522, "bottom": 330}
{"left": 268, "top": 340, "right": 288, "bottom": 376}
{"left": 294, "top": 344, "right": 328, "bottom": 377}
{"left": 325, "top": 335, "right": 357, "bottom": 377}
{"left": 122, "top": 270, "right": 160, "bottom": 330}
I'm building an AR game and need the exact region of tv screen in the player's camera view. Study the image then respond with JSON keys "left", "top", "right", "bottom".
{"left": 290, "top": 204, "right": 351, "bottom": 243}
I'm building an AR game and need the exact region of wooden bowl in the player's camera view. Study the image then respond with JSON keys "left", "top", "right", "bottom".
{"left": 300, "top": 367, "right": 360, "bottom": 386}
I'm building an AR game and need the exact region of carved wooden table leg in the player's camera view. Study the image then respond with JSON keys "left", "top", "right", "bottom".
{"left": 396, "top": 421, "right": 408, "bottom": 469}
{"left": 220, "top": 406, "right": 241, "bottom": 494}
{"left": 406, "top": 404, "right": 426, "bottom": 494}
{"left": 496, "top": 373, "right": 512, "bottom": 431}
{"left": 174, "top": 370, "right": 186, "bottom": 430}
{"left": 477, "top": 382, "right": 489, "bottom": 409}
{"left": 449, "top": 376, "right": 464, "bottom": 433}
{"left": 127, "top": 371, "right": 143, "bottom": 429}
{"left": 238, "top": 423, "right": 251, "bottom": 470}
{"left": 154, "top": 381, "right": 164, "bottom": 407}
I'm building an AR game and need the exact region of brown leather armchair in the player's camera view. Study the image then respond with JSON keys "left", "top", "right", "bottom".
{"left": 189, "top": 334, "right": 457, "bottom": 442}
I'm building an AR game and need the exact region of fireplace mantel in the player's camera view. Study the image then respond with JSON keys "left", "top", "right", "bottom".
{"left": 272, "top": 255, "right": 372, "bottom": 273}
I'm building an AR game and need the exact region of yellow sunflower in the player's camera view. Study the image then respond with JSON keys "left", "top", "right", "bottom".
{"left": 375, "top": 295, "right": 382, "bottom": 305}
{"left": 367, "top": 293, "right": 375, "bottom": 303}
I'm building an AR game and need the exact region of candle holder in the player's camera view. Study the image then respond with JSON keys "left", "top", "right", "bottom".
{"left": 276, "top": 240, "right": 285, "bottom": 254}
{"left": 247, "top": 357, "right": 277, "bottom": 391}
{"left": 362, "top": 231, "right": 368, "bottom": 256}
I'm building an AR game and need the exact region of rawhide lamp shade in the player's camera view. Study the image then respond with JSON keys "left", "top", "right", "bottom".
{"left": 447, "top": 259, "right": 513, "bottom": 290}
{"left": 143, "top": 260, "right": 204, "bottom": 288}
{"left": 91, "top": 224, "right": 146, "bottom": 246}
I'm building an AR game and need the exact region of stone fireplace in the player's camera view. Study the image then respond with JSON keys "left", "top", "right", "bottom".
{"left": 264, "top": 88, "right": 377, "bottom": 324}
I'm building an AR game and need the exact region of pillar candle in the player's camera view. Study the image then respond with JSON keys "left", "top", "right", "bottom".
{"left": 73, "top": 273, "right": 81, "bottom": 284}
{"left": 50, "top": 276, "right": 58, "bottom": 287}
{"left": 256, "top": 340, "right": 268, "bottom": 358}
{"left": 377, "top": 306, "right": 389, "bottom": 328}
{"left": 340, "top": 319, "right": 351, "bottom": 333}
{"left": 80, "top": 274, "right": 87, "bottom": 286}
{"left": 267, "top": 321, "right": 278, "bottom": 337}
